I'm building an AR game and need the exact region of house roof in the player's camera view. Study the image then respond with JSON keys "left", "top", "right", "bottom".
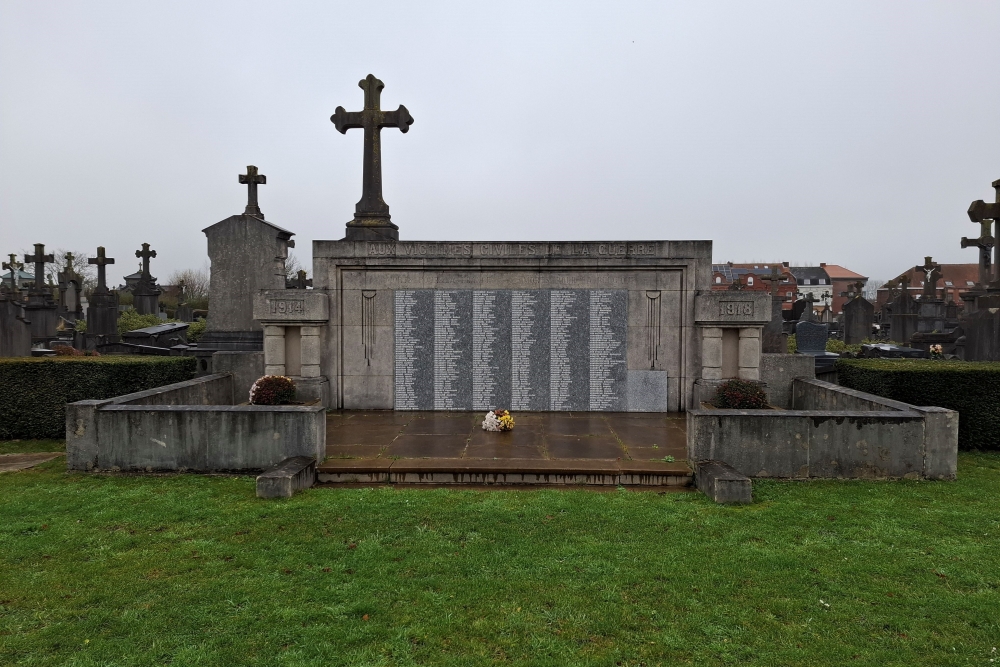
{"left": 822, "top": 264, "right": 867, "bottom": 280}
{"left": 884, "top": 263, "right": 980, "bottom": 289}
{"left": 787, "top": 266, "right": 830, "bottom": 283}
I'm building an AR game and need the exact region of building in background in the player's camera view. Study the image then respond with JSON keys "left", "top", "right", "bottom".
{"left": 874, "top": 263, "right": 978, "bottom": 313}
{"left": 711, "top": 262, "right": 797, "bottom": 310}
{"left": 821, "top": 263, "right": 869, "bottom": 315}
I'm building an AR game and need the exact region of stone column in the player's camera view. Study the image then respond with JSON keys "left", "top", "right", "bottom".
{"left": 300, "top": 326, "right": 322, "bottom": 378}
{"left": 264, "top": 325, "right": 286, "bottom": 375}
{"left": 701, "top": 327, "right": 722, "bottom": 380}
{"left": 738, "top": 327, "right": 761, "bottom": 381}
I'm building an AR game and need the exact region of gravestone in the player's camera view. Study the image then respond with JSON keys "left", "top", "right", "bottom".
{"left": 962, "top": 179, "right": 1000, "bottom": 360}
{"left": 23, "top": 243, "right": 59, "bottom": 346}
{"left": 132, "top": 243, "right": 162, "bottom": 316}
{"left": 123, "top": 322, "right": 189, "bottom": 349}
{"left": 86, "top": 246, "right": 120, "bottom": 347}
{"left": 174, "top": 281, "right": 194, "bottom": 322}
{"left": 889, "top": 275, "right": 918, "bottom": 344}
{"left": 842, "top": 282, "right": 874, "bottom": 344}
{"left": 198, "top": 165, "right": 295, "bottom": 365}
{"left": 0, "top": 289, "right": 31, "bottom": 357}
{"left": 915, "top": 257, "right": 947, "bottom": 334}
{"left": 961, "top": 218, "right": 993, "bottom": 288}
{"left": 331, "top": 74, "right": 413, "bottom": 241}
{"left": 56, "top": 253, "right": 85, "bottom": 322}
{"left": 759, "top": 265, "right": 786, "bottom": 353}
{"left": 794, "top": 320, "right": 838, "bottom": 374}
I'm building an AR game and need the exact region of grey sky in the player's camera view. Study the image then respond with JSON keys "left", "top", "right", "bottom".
{"left": 2, "top": 1, "right": 999, "bottom": 285}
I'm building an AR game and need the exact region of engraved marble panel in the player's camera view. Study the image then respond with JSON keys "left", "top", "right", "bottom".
{"left": 394, "top": 290, "right": 434, "bottom": 410}
{"left": 511, "top": 289, "right": 550, "bottom": 410}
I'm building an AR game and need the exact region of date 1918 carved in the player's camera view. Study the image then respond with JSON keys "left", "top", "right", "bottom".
{"left": 719, "top": 301, "right": 753, "bottom": 317}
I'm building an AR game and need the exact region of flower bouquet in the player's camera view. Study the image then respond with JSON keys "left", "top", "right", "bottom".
{"left": 482, "top": 409, "right": 515, "bottom": 432}
{"left": 930, "top": 344, "right": 943, "bottom": 359}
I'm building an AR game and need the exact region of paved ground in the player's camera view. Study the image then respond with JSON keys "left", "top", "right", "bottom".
{"left": 325, "top": 411, "right": 687, "bottom": 462}
{"left": 0, "top": 453, "right": 63, "bottom": 473}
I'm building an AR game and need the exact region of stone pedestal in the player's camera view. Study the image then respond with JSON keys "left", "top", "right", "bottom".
{"left": 254, "top": 290, "right": 331, "bottom": 407}
{"left": 85, "top": 289, "right": 120, "bottom": 348}
{"left": 693, "top": 291, "right": 771, "bottom": 404}
{"left": 917, "top": 300, "right": 947, "bottom": 334}
{"left": 0, "top": 297, "right": 32, "bottom": 356}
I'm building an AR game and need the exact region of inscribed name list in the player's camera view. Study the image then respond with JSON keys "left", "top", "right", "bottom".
{"left": 394, "top": 289, "right": 627, "bottom": 411}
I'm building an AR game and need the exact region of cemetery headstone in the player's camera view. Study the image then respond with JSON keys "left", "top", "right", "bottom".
{"left": 0, "top": 257, "right": 31, "bottom": 356}
{"left": 331, "top": 74, "right": 413, "bottom": 241}
{"left": 962, "top": 178, "right": 1000, "bottom": 360}
{"left": 132, "top": 243, "right": 162, "bottom": 316}
{"left": 890, "top": 274, "right": 918, "bottom": 344}
{"left": 842, "top": 282, "right": 874, "bottom": 344}
{"left": 760, "top": 265, "right": 786, "bottom": 353}
{"left": 86, "top": 246, "right": 120, "bottom": 347}
{"left": 961, "top": 218, "right": 994, "bottom": 287}
{"left": 23, "top": 243, "right": 59, "bottom": 346}
{"left": 794, "top": 319, "right": 838, "bottom": 374}
{"left": 56, "top": 252, "right": 85, "bottom": 322}
{"left": 175, "top": 280, "right": 194, "bottom": 322}
{"left": 198, "top": 165, "right": 295, "bottom": 357}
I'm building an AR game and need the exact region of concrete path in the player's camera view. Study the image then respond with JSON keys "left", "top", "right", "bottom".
{"left": 0, "top": 453, "right": 63, "bottom": 473}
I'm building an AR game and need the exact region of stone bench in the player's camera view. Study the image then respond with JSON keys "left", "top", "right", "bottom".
{"left": 256, "top": 456, "right": 317, "bottom": 498}
{"left": 695, "top": 460, "right": 752, "bottom": 504}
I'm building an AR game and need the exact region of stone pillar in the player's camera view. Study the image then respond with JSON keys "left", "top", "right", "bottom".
{"left": 300, "top": 326, "right": 322, "bottom": 378}
{"left": 264, "top": 325, "right": 285, "bottom": 375}
{"left": 701, "top": 327, "right": 722, "bottom": 380}
{"left": 738, "top": 327, "right": 761, "bottom": 381}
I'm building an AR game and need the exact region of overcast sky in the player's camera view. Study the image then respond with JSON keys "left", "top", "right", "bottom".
{"left": 2, "top": 1, "right": 999, "bottom": 285}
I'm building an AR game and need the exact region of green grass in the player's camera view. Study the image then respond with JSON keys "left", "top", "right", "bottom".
{"left": 2, "top": 446, "right": 999, "bottom": 666}
{"left": 0, "top": 439, "right": 65, "bottom": 455}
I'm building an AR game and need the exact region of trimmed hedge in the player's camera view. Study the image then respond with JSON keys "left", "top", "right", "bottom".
{"left": 0, "top": 356, "right": 197, "bottom": 440}
{"left": 836, "top": 358, "right": 1000, "bottom": 450}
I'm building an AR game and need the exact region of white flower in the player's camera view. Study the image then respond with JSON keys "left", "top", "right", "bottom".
{"left": 482, "top": 411, "right": 502, "bottom": 432}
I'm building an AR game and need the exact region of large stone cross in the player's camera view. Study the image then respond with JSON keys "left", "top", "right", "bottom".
{"left": 136, "top": 243, "right": 156, "bottom": 279}
{"left": 88, "top": 246, "right": 115, "bottom": 291}
{"left": 24, "top": 243, "right": 54, "bottom": 294}
{"left": 239, "top": 165, "right": 266, "bottom": 217}
{"left": 916, "top": 256, "right": 942, "bottom": 298}
{"left": 760, "top": 265, "right": 784, "bottom": 297}
{"left": 968, "top": 179, "right": 1000, "bottom": 284}
{"left": 332, "top": 74, "right": 413, "bottom": 233}
{"left": 962, "top": 218, "right": 994, "bottom": 286}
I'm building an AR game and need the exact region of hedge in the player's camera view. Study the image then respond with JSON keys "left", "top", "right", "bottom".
{"left": 836, "top": 358, "right": 1000, "bottom": 450}
{"left": 0, "top": 356, "right": 197, "bottom": 440}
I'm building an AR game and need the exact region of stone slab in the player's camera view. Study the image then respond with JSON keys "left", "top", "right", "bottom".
{"left": 0, "top": 452, "right": 63, "bottom": 472}
{"left": 256, "top": 456, "right": 316, "bottom": 498}
{"left": 695, "top": 460, "right": 752, "bottom": 503}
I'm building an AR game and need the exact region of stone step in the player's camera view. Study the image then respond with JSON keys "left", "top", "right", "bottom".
{"left": 694, "top": 460, "right": 752, "bottom": 504}
{"left": 256, "top": 456, "right": 317, "bottom": 498}
{"left": 316, "top": 457, "right": 692, "bottom": 487}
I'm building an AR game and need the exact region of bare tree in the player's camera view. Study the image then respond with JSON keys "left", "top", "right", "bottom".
{"left": 24, "top": 248, "right": 98, "bottom": 293}
{"left": 285, "top": 251, "right": 308, "bottom": 282}
{"left": 167, "top": 265, "right": 211, "bottom": 307}
{"left": 863, "top": 279, "right": 885, "bottom": 302}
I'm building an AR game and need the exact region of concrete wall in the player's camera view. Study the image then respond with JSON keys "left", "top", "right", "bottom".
{"left": 211, "top": 351, "right": 264, "bottom": 404}
{"left": 688, "top": 378, "right": 958, "bottom": 480}
{"left": 66, "top": 372, "right": 326, "bottom": 472}
{"left": 93, "top": 405, "right": 325, "bottom": 471}
{"left": 759, "top": 353, "right": 815, "bottom": 408}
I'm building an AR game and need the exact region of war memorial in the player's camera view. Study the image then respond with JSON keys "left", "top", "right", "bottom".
{"left": 49, "top": 76, "right": 958, "bottom": 496}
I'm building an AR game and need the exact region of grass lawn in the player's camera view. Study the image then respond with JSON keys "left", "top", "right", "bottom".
{"left": 1, "top": 443, "right": 999, "bottom": 666}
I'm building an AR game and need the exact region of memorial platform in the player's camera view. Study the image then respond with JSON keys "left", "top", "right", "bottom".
{"left": 317, "top": 411, "right": 692, "bottom": 487}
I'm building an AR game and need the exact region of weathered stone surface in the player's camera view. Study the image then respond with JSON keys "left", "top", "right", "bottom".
{"left": 695, "top": 460, "right": 751, "bottom": 503}
{"left": 253, "top": 290, "right": 329, "bottom": 323}
{"left": 842, "top": 295, "right": 874, "bottom": 345}
{"left": 256, "top": 456, "right": 316, "bottom": 498}
{"left": 0, "top": 297, "right": 31, "bottom": 357}
{"left": 694, "top": 291, "right": 771, "bottom": 326}
{"left": 759, "top": 353, "right": 815, "bottom": 409}
{"left": 211, "top": 351, "right": 264, "bottom": 404}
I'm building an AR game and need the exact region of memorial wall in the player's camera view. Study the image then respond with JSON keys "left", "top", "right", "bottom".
{"left": 394, "top": 289, "right": 627, "bottom": 411}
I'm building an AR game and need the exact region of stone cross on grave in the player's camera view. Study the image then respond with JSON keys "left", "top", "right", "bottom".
{"left": 968, "top": 178, "right": 1000, "bottom": 285}
{"left": 961, "top": 218, "right": 994, "bottom": 286}
{"left": 135, "top": 243, "right": 156, "bottom": 281}
{"left": 24, "top": 243, "right": 54, "bottom": 296}
{"left": 760, "top": 266, "right": 784, "bottom": 297}
{"left": 3, "top": 253, "right": 23, "bottom": 294}
{"left": 239, "top": 165, "right": 266, "bottom": 217}
{"left": 332, "top": 74, "right": 414, "bottom": 240}
{"left": 916, "top": 256, "right": 942, "bottom": 299}
{"left": 88, "top": 246, "right": 115, "bottom": 292}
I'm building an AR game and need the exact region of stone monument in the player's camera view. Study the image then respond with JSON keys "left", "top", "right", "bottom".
{"left": 86, "top": 246, "right": 120, "bottom": 347}
{"left": 841, "top": 282, "right": 874, "bottom": 345}
{"left": 961, "top": 178, "right": 1000, "bottom": 359}
{"left": 0, "top": 255, "right": 31, "bottom": 356}
{"left": 759, "top": 265, "right": 787, "bottom": 353}
{"left": 132, "top": 243, "right": 162, "bottom": 316}
{"left": 889, "top": 274, "right": 917, "bottom": 344}
{"left": 175, "top": 281, "right": 194, "bottom": 322}
{"left": 331, "top": 74, "right": 413, "bottom": 242}
{"left": 56, "top": 252, "right": 85, "bottom": 323}
{"left": 23, "top": 243, "right": 59, "bottom": 347}
{"left": 197, "top": 165, "right": 294, "bottom": 373}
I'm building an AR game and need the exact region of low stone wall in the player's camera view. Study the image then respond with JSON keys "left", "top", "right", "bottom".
{"left": 67, "top": 373, "right": 325, "bottom": 472}
{"left": 759, "top": 353, "right": 815, "bottom": 408}
{"left": 687, "top": 378, "right": 957, "bottom": 480}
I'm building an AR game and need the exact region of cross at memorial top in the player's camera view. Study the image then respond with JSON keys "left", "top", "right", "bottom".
{"left": 239, "top": 165, "right": 266, "bottom": 217}
{"left": 88, "top": 246, "right": 115, "bottom": 291}
{"left": 916, "top": 256, "right": 942, "bottom": 297}
{"left": 24, "top": 243, "right": 54, "bottom": 294}
{"left": 136, "top": 243, "right": 156, "bottom": 279}
{"left": 332, "top": 74, "right": 413, "bottom": 240}
{"left": 3, "top": 253, "right": 23, "bottom": 294}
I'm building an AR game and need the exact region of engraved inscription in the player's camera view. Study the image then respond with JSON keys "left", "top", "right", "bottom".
{"left": 268, "top": 299, "right": 305, "bottom": 315}
{"left": 646, "top": 290, "right": 661, "bottom": 370}
{"left": 719, "top": 301, "right": 754, "bottom": 317}
{"left": 362, "top": 290, "right": 376, "bottom": 366}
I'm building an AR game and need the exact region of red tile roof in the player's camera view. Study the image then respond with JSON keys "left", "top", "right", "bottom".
{"left": 822, "top": 264, "right": 867, "bottom": 280}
